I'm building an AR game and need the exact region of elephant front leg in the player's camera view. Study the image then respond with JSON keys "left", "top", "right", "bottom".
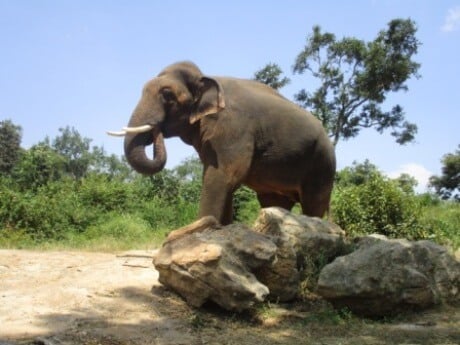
{"left": 199, "top": 166, "right": 236, "bottom": 225}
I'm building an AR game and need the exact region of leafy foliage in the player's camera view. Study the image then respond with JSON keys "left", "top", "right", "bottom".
{"left": 253, "top": 63, "right": 291, "bottom": 90}
{"left": 50, "top": 126, "right": 94, "bottom": 179}
{"left": 332, "top": 161, "right": 459, "bottom": 248}
{"left": 335, "top": 159, "right": 380, "bottom": 187}
{"left": 0, "top": 119, "right": 22, "bottom": 175}
{"left": 333, "top": 172, "right": 424, "bottom": 239}
{"left": 0, "top": 121, "right": 458, "bottom": 250}
{"left": 393, "top": 173, "right": 418, "bottom": 195}
{"left": 419, "top": 201, "right": 460, "bottom": 248}
{"left": 233, "top": 186, "right": 259, "bottom": 223}
{"left": 256, "top": 18, "right": 420, "bottom": 146}
{"left": 294, "top": 19, "right": 420, "bottom": 146}
{"left": 429, "top": 145, "right": 460, "bottom": 201}
{"left": 12, "top": 143, "right": 65, "bottom": 191}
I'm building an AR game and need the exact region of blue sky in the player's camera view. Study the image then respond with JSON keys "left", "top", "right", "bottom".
{"left": 1, "top": 1, "right": 459, "bottom": 192}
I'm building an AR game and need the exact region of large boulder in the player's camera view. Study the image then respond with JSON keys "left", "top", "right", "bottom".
{"left": 153, "top": 218, "right": 278, "bottom": 311}
{"left": 317, "top": 234, "right": 460, "bottom": 317}
{"left": 253, "top": 207, "right": 349, "bottom": 300}
{"left": 154, "top": 208, "right": 350, "bottom": 310}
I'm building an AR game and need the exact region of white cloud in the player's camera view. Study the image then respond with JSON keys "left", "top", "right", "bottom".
{"left": 387, "top": 163, "right": 433, "bottom": 193}
{"left": 441, "top": 6, "right": 460, "bottom": 32}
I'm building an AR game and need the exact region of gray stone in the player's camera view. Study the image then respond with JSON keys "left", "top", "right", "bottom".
{"left": 253, "top": 207, "right": 349, "bottom": 300}
{"left": 317, "top": 235, "right": 460, "bottom": 317}
{"left": 153, "top": 219, "right": 277, "bottom": 311}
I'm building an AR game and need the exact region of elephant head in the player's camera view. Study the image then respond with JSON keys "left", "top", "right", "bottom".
{"left": 108, "top": 62, "right": 225, "bottom": 175}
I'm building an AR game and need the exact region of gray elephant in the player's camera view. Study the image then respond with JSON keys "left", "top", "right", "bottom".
{"left": 108, "top": 62, "right": 336, "bottom": 225}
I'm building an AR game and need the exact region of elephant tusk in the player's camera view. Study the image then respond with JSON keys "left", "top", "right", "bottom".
{"left": 122, "top": 125, "right": 153, "bottom": 134}
{"left": 107, "top": 130, "right": 127, "bottom": 137}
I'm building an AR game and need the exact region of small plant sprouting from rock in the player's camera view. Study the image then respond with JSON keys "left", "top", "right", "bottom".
{"left": 298, "top": 251, "right": 330, "bottom": 298}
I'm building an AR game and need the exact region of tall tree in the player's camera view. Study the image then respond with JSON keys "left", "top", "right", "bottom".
{"left": 429, "top": 145, "right": 460, "bottom": 201}
{"left": 253, "top": 63, "right": 290, "bottom": 90}
{"left": 0, "top": 119, "right": 22, "bottom": 175}
{"left": 335, "top": 159, "right": 380, "bottom": 187}
{"left": 90, "top": 146, "right": 132, "bottom": 180}
{"left": 394, "top": 173, "right": 418, "bottom": 195}
{"left": 256, "top": 18, "right": 420, "bottom": 146}
{"left": 51, "top": 126, "right": 93, "bottom": 179}
{"left": 173, "top": 156, "right": 202, "bottom": 182}
{"left": 14, "top": 143, "right": 65, "bottom": 190}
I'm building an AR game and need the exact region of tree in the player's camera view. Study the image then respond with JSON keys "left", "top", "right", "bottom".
{"left": 257, "top": 18, "right": 420, "bottom": 146}
{"left": 253, "top": 63, "right": 290, "bottom": 90}
{"left": 0, "top": 119, "right": 22, "bottom": 175}
{"left": 90, "top": 146, "right": 132, "bottom": 180}
{"left": 51, "top": 126, "right": 93, "bottom": 179}
{"left": 173, "top": 155, "right": 202, "bottom": 182}
{"left": 429, "top": 145, "right": 460, "bottom": 201}
{"left": 335, "top": 159, "right": 380, "bottom": 187}
{"left": 13, "top": 143, "right": 65, "bottom": 190}
{"left": 173, "top": 156, "right": 202, "bottom": 203}
{"left": 394, "top": 173, "right": 418, "bottom": 195}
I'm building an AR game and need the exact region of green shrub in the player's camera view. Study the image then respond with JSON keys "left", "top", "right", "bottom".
{"left": 79, "top": 174, "right": 136, "bottom": 213}
{"left": 233, "top": 187, "right": 259, "bottom": 223}
{"left": 332, "top": 173, "right": 424, "bottom": 239}
{"left": 0, "top": 227, "right": 34, "bottom": 248}
{"left": 419, "top": 201, "right": 460, "bottom": 249}
{"left": 70, "top": 212, "right": 166, "bottom": 250}
{"left": 0, "top": 180, "right": 99, "bottom": 240}
{"left": 85, "top": 213, "right": 150, "bottom": 240}
{"left": 138, "top": 197, "right": 198, "bottom": 230}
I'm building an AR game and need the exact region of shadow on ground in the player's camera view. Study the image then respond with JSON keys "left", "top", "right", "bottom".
{"left": 6, "top": 284, "right": 460, "bottom": 345}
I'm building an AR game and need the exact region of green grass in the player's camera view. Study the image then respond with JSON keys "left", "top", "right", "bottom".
{"left": 419, "top": 202, "right": 460, "bottom": 250}
{"left": 0, "top": 213, "right": 170, "bottom": 251}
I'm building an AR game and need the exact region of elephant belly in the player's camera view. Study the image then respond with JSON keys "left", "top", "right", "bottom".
{"left": 243, "top": 165, "right": 303, "bottom": 200}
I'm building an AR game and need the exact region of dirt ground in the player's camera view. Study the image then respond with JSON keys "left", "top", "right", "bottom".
{"left": 0, "top": 250, "right": 459, "bottom": 345}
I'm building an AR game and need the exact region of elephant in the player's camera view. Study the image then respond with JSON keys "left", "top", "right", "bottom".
{"left": 108, "top": 62, "right": 336, "bottom": 225}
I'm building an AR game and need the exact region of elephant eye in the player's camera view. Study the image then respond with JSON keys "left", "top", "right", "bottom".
{"left": 161, "top": 88, "right": 177, "bottom": 104}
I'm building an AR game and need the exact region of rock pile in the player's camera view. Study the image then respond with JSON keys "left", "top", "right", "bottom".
{"left": 153, "top": 207, "right": 460, "bottom": 317}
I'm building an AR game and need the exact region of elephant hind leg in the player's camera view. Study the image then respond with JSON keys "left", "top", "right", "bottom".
{"left": 299, "top": 183, "right": 333, "bottom": 218}
{"left": 256, "top": 192, "right": 296, "bottom": 212}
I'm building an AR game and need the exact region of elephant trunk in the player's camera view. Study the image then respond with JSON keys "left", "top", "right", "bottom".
{"left": 123, "top": 127, "right": 167, "bottom": 175}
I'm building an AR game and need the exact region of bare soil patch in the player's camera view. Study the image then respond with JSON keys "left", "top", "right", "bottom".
{"left": 0, "top": 250, "right": 459, "bottom": 345}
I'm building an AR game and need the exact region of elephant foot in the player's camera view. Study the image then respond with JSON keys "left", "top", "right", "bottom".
{"left": 165, "top": 216, "right": 220, "bottom": 243}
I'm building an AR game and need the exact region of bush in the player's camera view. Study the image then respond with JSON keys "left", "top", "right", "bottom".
{"left": 138, "top": 197, "right": 198, "bottom": 231}
{"left": 0, "top": 179, "right": 100, "bottom": 240}
{"left": 419, "top": 201, "right": 460, "bottom": 249}
{"left": 233, "top": 186, "right": 259, "bottom": 223}
{"left": 332, "top": 173, "right": 424, "bottom": 239}
{"left": 85, "top": 213, "right": 150, "bottom": 241}
{"left": 79, "top": 174, "right": 136, "bottom": 213}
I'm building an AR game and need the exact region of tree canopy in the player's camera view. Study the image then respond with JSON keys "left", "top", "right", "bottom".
{"left": 429, "top": 145, "right": 460, "bottom": 201}
{"left": 254, "top": 18, "right": 421, "bottom": 146}
{"left": 253, "top": 63, "right": 291, "bottom": 90}
{"left": 0, "top": 119, "right": 22, "bottom": 175}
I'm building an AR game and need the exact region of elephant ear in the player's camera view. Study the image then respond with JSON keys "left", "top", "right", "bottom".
{"left": 190, "top": 77, "right": 225, "bottom": 124}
